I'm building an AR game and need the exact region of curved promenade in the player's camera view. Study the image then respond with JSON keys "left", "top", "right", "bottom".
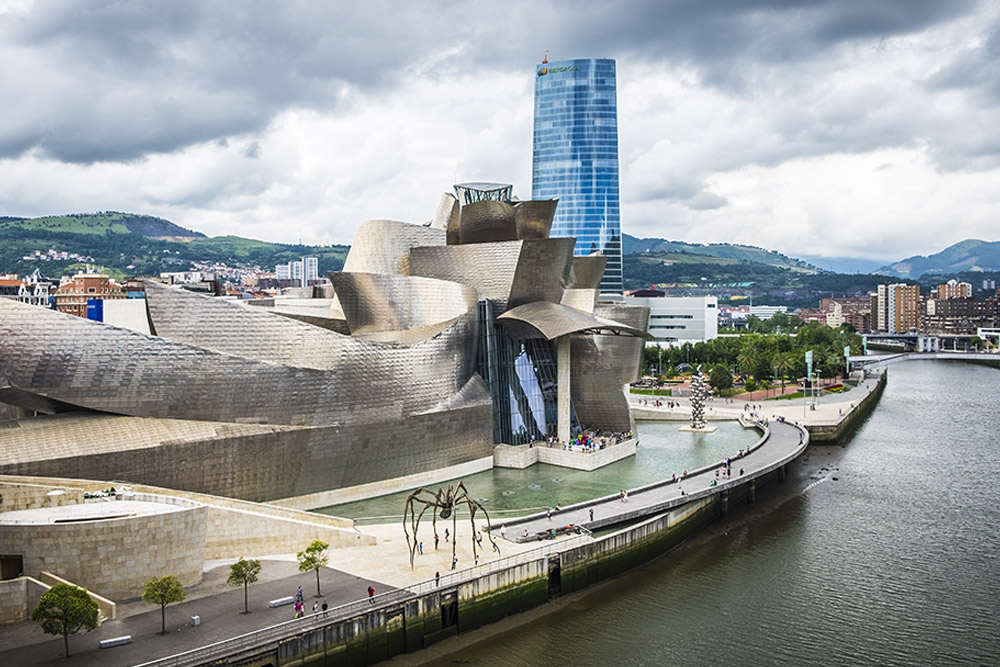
{"left": 494, "top": 419, "right": 807, "bottom": 540}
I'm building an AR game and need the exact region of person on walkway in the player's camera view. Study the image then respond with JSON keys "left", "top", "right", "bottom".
{"left": 418, "top": 541, "right": 423, "bottom": 555}
{"left": 739, "top": 468, "right": 744, "bottom": 476}
{"left": 296, "top": 586, "right": 303, "bottom": 603}
{"left": 623, "top": 490, "right": 629, "bottom": 503}
{"left": 500, "top": 524, "right": 506, "bottom": 539}
{"left": 547, "top": 508, "right": 552, "bottom": 520}
{"left": 444, "top": 528, "right": 449, "bottom": 542}
{"left": 313, "top": 601, "right": 319, "bottom": 614}
{"left": 434, "top": 533, "right": 439, "bottom": 549}
{"left": 321, "top": 601, "right": 328, "bottom": 616}
{"left": 451, "top": 555, "right": 458, "bottom": 570}
{"left": 368, "top": 586, "right": 375, "bottom": 603}
{"left": 589, "top": 507, "right": 594, "bottom": 522}
{"left": 435, "top": 572, "right": 440, "bottom": 587}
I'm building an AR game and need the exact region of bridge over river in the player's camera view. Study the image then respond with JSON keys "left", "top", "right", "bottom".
{"left": 851, "top": 351, "right": 999, "bottom": 369}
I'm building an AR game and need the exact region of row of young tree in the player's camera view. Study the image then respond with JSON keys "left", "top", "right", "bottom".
{"left": 643, "top": 323, "right": 863, "bottom": 393}
{"left": 31, "top": 540, "right": 330, "bottom": 658}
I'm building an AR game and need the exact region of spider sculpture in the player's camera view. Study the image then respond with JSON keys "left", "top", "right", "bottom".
{"left": 403, "top": 482, "right": 500, "bottom": 569}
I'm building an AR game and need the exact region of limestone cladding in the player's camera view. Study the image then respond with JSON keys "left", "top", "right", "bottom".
{"left": 0, "top": 502, "right": 207, "bottom": 600}
{"left": 0, "top": 475, "right": 375, "bottom": 563}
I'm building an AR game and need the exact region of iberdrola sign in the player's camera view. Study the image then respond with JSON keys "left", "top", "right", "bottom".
{"left": 537, "top": 65, "right": 580, "bottom": 76}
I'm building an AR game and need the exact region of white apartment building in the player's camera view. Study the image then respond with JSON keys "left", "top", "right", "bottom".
{"left": 623, "top": 291, "right": 718, "bottom": 346}
{"left": 275, "top": 256, "right": 320, "bottom": 286}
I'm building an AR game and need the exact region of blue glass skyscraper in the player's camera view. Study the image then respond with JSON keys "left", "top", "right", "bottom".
{"left": 532, "top": 57, "right": 622, "bottom": 294}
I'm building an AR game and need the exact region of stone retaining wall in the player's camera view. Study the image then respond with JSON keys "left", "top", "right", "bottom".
{"left": 0, "top": 501, "right": 207, "bottom": 601}
{"left": 493, "top": 439, "right": 637, "bottom": 470}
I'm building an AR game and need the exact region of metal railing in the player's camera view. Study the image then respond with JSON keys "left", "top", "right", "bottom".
{"left": 133, "top": 531, "right": 593, "bottom": 667}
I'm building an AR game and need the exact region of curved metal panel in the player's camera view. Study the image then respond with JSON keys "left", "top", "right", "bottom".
{"left": 508, "top": 238, "right": 575, "bottom": 308}
{"left": 342, "top": 219, "right": 445, "bottom": 275}
{"left": 567, "top": 255, "right": 607, "bottom": 289}
{"left": 410, "top": 241, "right": 524, "bottom": 308}
{"left": 329, "top": 272, "right": 478, "bottom": 337}
{"left": 409, "top": 239, "right": 573, "bottom": 313}
{"left": 570, "top": 334, "right": 635, "bottom": 433}
{"left": 430, "top": 192, "right": 460, "bottom": 233}
{"left": 458, "top": 200, "right": 517, "bottom": 244}
{"left": 0, "top": 292, "right": 482, "bottom": 429}
{"left": 497, "top": 301, "right": 650, "bottom": 341}
{"left": 513, "top": 199, "right": 557, "bottom": 240}
{"left": 561, "top": 288, "right": 597, "bottom": 314}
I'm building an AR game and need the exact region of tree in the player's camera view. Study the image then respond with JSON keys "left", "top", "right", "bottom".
{"left": 297, "top": 540, "right": 329, "bottom": 597}
{"left": 227, "top": 558, "right": 262, "bottom": 614}
{"left": 708, "top": 364, "right": 733, "bottom": 393}
{"left": 143, "top": 575, "right": 186, "bottom": 635}
{"left": 31, "top": 584, "right": 99, "bottom": 658}
{"left": 772, "top": 352, "right": 793, "bottom": 393}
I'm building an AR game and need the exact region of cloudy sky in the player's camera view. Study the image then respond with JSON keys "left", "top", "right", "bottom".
{"left": 1, "top": 0, "right": 998, "bottom": 264}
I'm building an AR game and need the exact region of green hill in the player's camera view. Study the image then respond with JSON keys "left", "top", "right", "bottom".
{"left": 0, "top": 212, "right": 347, "bottom": 280}
{"left": 876, "top": 239, "right": 1000, "bottom": 278}
{"left": 622, "top": 234, "right": 821, "bottom": 273}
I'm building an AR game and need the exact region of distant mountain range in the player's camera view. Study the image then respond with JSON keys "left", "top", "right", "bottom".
{"left": 623, "top": 233, "right": 1000, "bottom": 279}
{"left": 2, "top": 212, "right": 997, "bottom": 292}
{"left": 874, "top": 239, "right": 1000, "bottom": 278}
{"left": 621, "top": 234, "right": 820, "bottom": 273}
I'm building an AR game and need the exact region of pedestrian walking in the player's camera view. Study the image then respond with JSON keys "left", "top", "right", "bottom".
{"left": 368, "top": 585, "right": 375, "bottom": 603}
{"left": 296, "top": 586, "right": 303, "bottom": 602}
{"left": 500, "top": 524, "right": 506, "bottom": 539}
{"left": 435, "top": 571, "right": 440, "bottom": 587}
{"left": 547, "top": 508, "right": 552, "bottom": 521}
{"left": 434, "top": 533, "right": 439, "bottom": 549}
{"left": 444, "top": 528, "right": 449, "bottom": 542}
{"left": 322, "top": 601, "right": 328, "bottom": 616}
{"left": 313, "top": 601, "right": 319, "bottom": 614}
{"left": 451, "top": 555, "right": 458, "bottom": 570}
{"left": 589, "top": 507, "right": 594, "bottom": 522}
{"left": 418, "top": 541, "right": 423, "bottom": 554}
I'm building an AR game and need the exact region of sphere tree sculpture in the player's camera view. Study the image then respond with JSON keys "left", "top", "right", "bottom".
{"left": 690, "top": 364, "right": 708, "bottom": 429}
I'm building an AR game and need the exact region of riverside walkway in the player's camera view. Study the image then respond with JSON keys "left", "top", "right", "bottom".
{"left": 495, "top": 419, "right": 807, "bottom": 542}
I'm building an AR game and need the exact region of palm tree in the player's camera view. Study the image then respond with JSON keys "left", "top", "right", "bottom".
{"left": 737, "top": 347, "right": 760, "bottom": 382}
{"left": 772, "top": 353, "right": 792, "bottom": 394}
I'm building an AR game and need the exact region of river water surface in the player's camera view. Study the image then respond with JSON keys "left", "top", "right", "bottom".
{"left": 423, "top": 361, "right": 1000, "bottom": 666}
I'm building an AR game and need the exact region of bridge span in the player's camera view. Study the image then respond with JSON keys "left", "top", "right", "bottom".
{"left": 851, "top": 351, "right": 999, "bottom": 369}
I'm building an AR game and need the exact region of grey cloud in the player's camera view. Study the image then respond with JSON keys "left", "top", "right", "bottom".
{"left": 0, "top": 0, "right": 989, "bottom": 169}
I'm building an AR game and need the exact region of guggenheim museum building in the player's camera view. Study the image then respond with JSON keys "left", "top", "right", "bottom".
{"left": 0, "top": 184, "right": 649, "bottom": 507}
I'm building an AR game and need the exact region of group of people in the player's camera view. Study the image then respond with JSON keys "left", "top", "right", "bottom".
{"left": 293, "top": 586, "right": 329, "bottom": 619}
{"left": 552, "top": 429, "right": 633, "bottom": 452}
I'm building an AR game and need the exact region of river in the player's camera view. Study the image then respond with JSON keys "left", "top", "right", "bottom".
{"left": 420, "top": 361, "right": 1000, "bottom": 666}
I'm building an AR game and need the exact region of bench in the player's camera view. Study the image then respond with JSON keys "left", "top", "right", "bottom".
{"left": 269, "top": 596, "right": 295, "bottom": 608}
{"left": 99, "top": 635, "right": 132, "bottom": 648}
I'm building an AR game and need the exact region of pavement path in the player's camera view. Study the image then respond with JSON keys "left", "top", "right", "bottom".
{"left": 497, "top": 419, "right": 806, "bottom": 541}
{"left": 0, "top": 561, "right": 388, "bottom": 667}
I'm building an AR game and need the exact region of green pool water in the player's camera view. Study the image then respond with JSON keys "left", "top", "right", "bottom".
{"left": 313, "top": 420, "right": 759, "bottom": 523}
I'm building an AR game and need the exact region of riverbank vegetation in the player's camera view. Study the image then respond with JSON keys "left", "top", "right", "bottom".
{"left": 642, "top": 324, "right": 862, "bottom": 394}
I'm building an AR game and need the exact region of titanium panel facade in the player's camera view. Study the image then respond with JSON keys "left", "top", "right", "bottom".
{"left": 533, "top": 57, "right": 623, "bottom": 294}
{"left": 342, "top": 219, "right": 445, "bottom": 276}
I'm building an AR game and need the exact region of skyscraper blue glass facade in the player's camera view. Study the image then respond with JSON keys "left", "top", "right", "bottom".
{"left": 532, "top": 57, "right": 622, "bottom": 294}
